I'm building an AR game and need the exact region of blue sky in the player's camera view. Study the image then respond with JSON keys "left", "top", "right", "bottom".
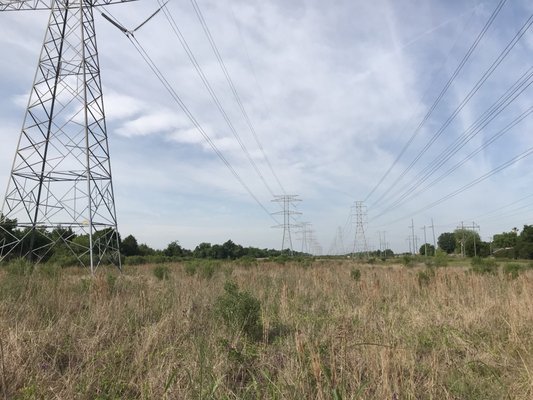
{"left": 0, "top": 0, "right": 532, "bottom": 253}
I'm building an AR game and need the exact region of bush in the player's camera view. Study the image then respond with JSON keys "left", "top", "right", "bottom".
{"left": 434, "top": 250, "right": 449, "bottom": 267}
{"left": 184, "top": 262, "right": 197, "bottom": 276}
{"left": 402, "top": 255, "right": 414, "bottom": 267}
{"left": 470, "top": 257, "right": 498, "bottom": 275}
{"left": 503, "top": 263, "right": 524, "bottom": 279}
{"left": 350, "top": 268, "right": 361, "bottom": 282}
{"left": 417, "top": 268, "right": 435, "bottom": 287}
{"left": 5, "top": 258, "right": 34, "bottom": 276}
{"left": 214, "top": 281, "right": 262, "bottom": 340}
{"left": 124, "top": 255, "right": 147, "bottom": 265}
{"left": 153, "top": 265, "right": 170, "bottom": 280}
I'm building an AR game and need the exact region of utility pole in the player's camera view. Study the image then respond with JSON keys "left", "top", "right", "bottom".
{"left": 456, "top": 221, "right": 466, "bottom": 257}
{"left": 430, "top": 218, "right": 437, "bottom": 249}
{"left": 471, "top": 221, "right": 480, "bottom": 257}
{"left": 406, "top": 237, "right": 412, "bottom": 254}
{"left": 409, "top": 219, "right": 416, "bottom": 255}
{"left": 421, "top": 225, "right": 428, "bottom": 256}
{"left": 272, "top": 195, "right": 301, "bottom": 256}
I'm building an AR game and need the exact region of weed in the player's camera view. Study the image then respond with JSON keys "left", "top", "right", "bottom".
{"left": 215, "top": 281, "right": 262, "bottom": 341}
{"left": 184, "top": 262, "right": 197, "bottom": 276}
{"left": 153, "top": 265, "right": 170, "bottom": 280}
{"left": 350, "top": 268, "right": 361, "bottom": 282}
{"left": 470, "top": 257, "right": 498, "bottom": 275}
{"left": 503, "top": 263, "right": 524, "bottom": 279}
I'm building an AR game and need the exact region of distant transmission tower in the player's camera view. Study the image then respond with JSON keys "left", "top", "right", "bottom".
{"left": 272, "top": 195, "right": 301, "bottom": 255}
{"left": 0, "top": 0, "right": 131, "bottom": 272}
{"left": 351, "top": 201, "right": 369, "bottom": 258}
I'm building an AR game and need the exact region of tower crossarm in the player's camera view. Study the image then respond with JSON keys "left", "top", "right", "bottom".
{"left": 0, "top": 0, "right": 135, "bottom": 12}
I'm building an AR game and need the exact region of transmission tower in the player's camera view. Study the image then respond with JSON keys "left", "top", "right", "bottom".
{"left": 272, "top": 195, "right": 301, "bottom": 255}
{"left": 351, "top": 201, "right": 369, "bottom": 258}
{"left": 0, "top": 0, "right": 131, "bottom": 272}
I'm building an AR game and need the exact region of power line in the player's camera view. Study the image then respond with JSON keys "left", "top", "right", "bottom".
{"left": 102, "top": 11, "right": 278, "bottom": 222}
{"left": 186, "top": 0, "right": 287, "bottom": 194}
{"left": 370, "top": 12, "right": 533, "bottom": 217}
{"left": 365, "top": 0, "right": 508, "bottom": 204}
{"left": 371, "top": 6, "right": 532, "bottom": 210}
{"left": 157, "top": 0, "right": 277, "bottom": 198}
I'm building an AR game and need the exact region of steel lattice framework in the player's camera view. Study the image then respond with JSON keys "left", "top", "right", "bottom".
{"left": 0, "top": 0, "right": 133, "bottom": 272}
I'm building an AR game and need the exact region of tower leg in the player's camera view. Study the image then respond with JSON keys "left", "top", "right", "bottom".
{"left": 0, "top": 1, "right": 120, "bottom": 271}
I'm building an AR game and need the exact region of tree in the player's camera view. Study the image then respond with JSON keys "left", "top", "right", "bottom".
{"left": 520, "top": 225, "right": 533, "bottom": 243}
{"left": 492, "top": 231, "right": 518, "bottom": 249}
{"left": 193, "top": 242, "right": 212, "bottom": 258}
{"left": 121, "top": 234, "right": 140, "bottom": 256}
{"left": 164, "top": 240, "right": 185, "bottom": 257}
{"left": 438, "top": 232, "right": 456, "bottom": 254}
{"left": 419, "top": 243, "right": 435, "bottom": 256}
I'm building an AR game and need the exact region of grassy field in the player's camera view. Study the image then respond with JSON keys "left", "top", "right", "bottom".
{"left": 0, "top": 258, "right": 532, "bottom": 399}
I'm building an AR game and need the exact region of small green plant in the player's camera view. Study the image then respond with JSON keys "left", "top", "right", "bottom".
{"left": 433, "top": 250, "right": 449, "bottom": 267}
{"left": 503, "top": 263, "right": 524, "bottom": 279}
{"left": 417, "top": 268, "right": 434, "bottom": 287}
{"left": 350, "top": 268, "right": 361, "bottom": 282}
{"left": 198, "top": 262, "right": 216, "bottom": 279}
{"left": 214, "top": 281, "right": 262, "bottom": 340}
{"left": 402, "top": 255, "right": 414, "bottom": 268}
{"left": 106, "top": 272, "right": 118, "bottom": 292}
{"left": 470, "top": 257, "right": 498, "bottom": 275}
{"left": 184, "top": 262, "right": 197, "bottom": 276}
{"left": 5, "top": 258, "right": 34, "bottom": 276}
{"left": 153, "top": 265, "right": 170, "bottom": 280}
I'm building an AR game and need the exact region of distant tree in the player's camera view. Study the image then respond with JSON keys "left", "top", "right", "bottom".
{"left": 492, "top": 231, "right": 518, "bottom": 249}
{"left": 193, "top": 242, "right": 212, "bottom": 258}
{"left": 121, "top": 234, "right": 140, "bottom": 256}
{"left": 438, "top": 232, "right": 456, "bottom": 254}
{"left": 138, "top": 243, "right": 156, "bottom": 256}
{"left": 520, "top": 225, "right": 533, "bottom": 243}
{"left": 419, "top": 243, "right": 435, "bottom": 256}
{"left": 382, "top": 249, "right": 394, "bottom": 258}
{"left": 164, "top": 240, "right": 185, "bottom": 257}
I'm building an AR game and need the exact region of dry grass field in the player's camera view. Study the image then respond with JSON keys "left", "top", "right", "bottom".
{"left": 0, "top": 258, "right": 532, "bottom": 399}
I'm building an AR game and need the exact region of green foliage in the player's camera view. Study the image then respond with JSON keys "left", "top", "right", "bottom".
{"left": 433, "top": 249, "right": 449, "bottom": 267}
{"left": 5, "top": 258, "right": 34, "bottom": 276}
{"left": 417, "top": 268, "right": 435, "bottom": 287}
{"left": 153, "top": 265, "right": 170, "bottom": 280}
{"left": 350, "top": 268, "right": 361, "bottom": 282}
{"left": 121, "top": 234, "right": 140, "bottom": 257}
{"left": 492, "top": 231, "right": 518, "bottom": 249}
{"left": 401, "top": 255, "right": 414, "bottom": 267}
{"left": 470, "top": 257, "right": 498, "bottom": 275}
{"left": 419, "top": 243, "right": 435, "bottom": 256}
{"left": 184, "top": 261, "right": 197, "bottom": 276}
{"left": 214, "top": 281, "right": 262, "bottom": 340}
{"left": 503, "top": 263, "right": 525, "bottom": 279}
{"left": 438, "top": 232, "right": 456, "bottom": 254}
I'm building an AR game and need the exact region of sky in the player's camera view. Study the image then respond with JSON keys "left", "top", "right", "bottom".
{"left": 0, "top": 0, "right": 532, "bottom": 254}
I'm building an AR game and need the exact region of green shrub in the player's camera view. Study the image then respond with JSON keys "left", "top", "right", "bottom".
{"left": 184, "top": 261, "right": 197, "bottom": 276}
{"left": 470, "top": 257, "right": 498, "bottom": 275}
{"left": 214, "top": 281, "right": 262, "bottom": 340}
{"left": 402, "top": 255, "right": 414, "bottom": 267}
{"left": 199, "top": 263, "right": 215, "bottom": 279}
{"left": 417, "top": 268, "right": 434, "bottom": 287}
{"left": 153, "top": 265, "right": 170, "bottom": 280}
{"left": 124, "top": 255, "right": 147, "bottom": 265}
{"left": 503, "top": 263, "right": 524, "bottom": 279}
{"left": 434, "top": 250, "right": 449, "bottom": 267}
{"left": 350, "top": 268, "right": 361, "bottom": 282}
{"left": 5, "top": 258, "right": 34, "bottom": 276}
{"left": 38, "top": 263, "right": 62, "bottom": 279}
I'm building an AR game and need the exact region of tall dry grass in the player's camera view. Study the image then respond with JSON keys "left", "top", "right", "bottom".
{"left": 0, "top": 259, "right": 532, "bottom": 399}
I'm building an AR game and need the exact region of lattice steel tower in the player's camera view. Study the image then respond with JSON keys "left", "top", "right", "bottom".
{"left": 0, "top": 0, "right": 131, "bottom": 272}
{"left": 351, "top": 201, "right": 369, "bottom": 258}
{"left": 272, "top": 195, "right": 301, "bottom": 255}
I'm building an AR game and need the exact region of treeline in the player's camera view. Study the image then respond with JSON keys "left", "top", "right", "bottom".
{"left": 0, "top": 214, "right": 303, "bottom": 266}
{"left": 436, "top": 224, "right": 533, "bottom": 259}
{"left": 121, "top": 236, "right": 295, "bottom": 265}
